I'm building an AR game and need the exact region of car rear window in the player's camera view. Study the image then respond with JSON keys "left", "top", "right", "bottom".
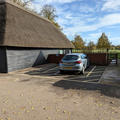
{"left": 63, "top": 55, "right": 79, "bottom": 60}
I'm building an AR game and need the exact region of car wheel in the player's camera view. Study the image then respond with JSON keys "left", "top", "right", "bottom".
{"left": 81, "top": 67, "right": 85, "bottom": 75}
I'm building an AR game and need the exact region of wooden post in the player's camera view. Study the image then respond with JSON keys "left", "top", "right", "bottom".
{"left": 116, "top": 53, "right": 118, "bottom": 65}
{"left": 106, "top": 48, "right": 109, "bottom": 65}
{"left": 106, "top": 53, "right": 109, "bottom": 65}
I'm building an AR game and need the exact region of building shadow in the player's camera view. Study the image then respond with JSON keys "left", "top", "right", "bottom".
{"left": 53, "top": 80, "right": 120, "bottom": 98}
{"left": 32, "top": 51, "right": 46, "bottom": 67}
{"left": 25, "top": 64, "right": 57, "bottom": 76}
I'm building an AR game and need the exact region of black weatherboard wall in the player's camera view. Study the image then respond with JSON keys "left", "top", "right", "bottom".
{"left": 6, "top": 47, "right": 61, "bottom": 72}
{"left": 0, "top": 47, "right": 7, "bottom": 73}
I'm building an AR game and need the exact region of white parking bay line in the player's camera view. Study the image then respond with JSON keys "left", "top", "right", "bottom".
{"left": 86, "top": 66, "right": 96, "bottom": 77}
{"left": 82, "top": 79, "right": 98, "bottom": 82}
{"left": 42, "top": 66, "right": 59, "bottom": 73}
{"left": 54, "top": 71, "right": 60, "bottom": 75}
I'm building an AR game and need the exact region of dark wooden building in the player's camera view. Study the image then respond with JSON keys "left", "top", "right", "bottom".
{"left": 0, "top": 0, "right": 74, "bottom": 73}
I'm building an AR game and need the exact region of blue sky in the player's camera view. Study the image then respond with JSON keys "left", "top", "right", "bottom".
{"left": 32, "top": 0, "right": 120, "bottom": 45}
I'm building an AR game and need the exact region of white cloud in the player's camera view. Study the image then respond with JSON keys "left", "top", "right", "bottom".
{"left": 86, "top": 17, "right": 97, "bottom": 22}
{"left": 62, "top": 13, "right": 120, "bottom": 37}
{"left": 44, "top": 0, "right": 77, "bottom": 3}
{"left": 109, "top": 37, "right": 120, "bottom": 45}
{"left": 32, "top": 0, "right": 77, "bottom": 12}
{"left": 84, "top": 32, "right": 102, "bottom": 44}
{"left": 32, "top": 3, "right": 42, "bottom": 12}
{"left": 32, "top": 0, "right": 83, "bottom": 12}
{"left": 33, "top": 0, "right": 77, "bottom": 5}
{"left": 78, "top": 5, "right": 95, "bottom": 13}
{"left": 89, "top": 32, "right": 102, "bottom": 38}
{"left": 99, "top": 13, "right": 120, "bottom": 26}
{"left": 102, "top": 0, "right": 120, "bottom": 11}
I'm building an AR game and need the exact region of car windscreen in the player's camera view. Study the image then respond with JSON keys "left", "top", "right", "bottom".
{"left": 63, "top": 55, "right": 79, "bottom": 60}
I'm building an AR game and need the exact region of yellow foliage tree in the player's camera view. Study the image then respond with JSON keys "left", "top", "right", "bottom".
{"left": 97, "top": 33, "right": 111, "bottom": 49}
{"left": 72, "top": 35, "right": 85, "bottom": 49}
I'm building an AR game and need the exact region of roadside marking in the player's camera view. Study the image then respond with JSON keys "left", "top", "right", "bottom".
{"left": 54, "top": 71, "right": 60, "bottom": 75}
{"left": 85, "top": 71, "right": 103, "bottom": 74}
{"left": 82, "top": 79, "right": 99, "bottom": 82}
{"left": 86, "top": 66, "right": 96, "bottom": 77}
{"left": 63, "top": 79, "right": 100, "bottom": 84}
{"left": 42, "top": 66, "right": 59, "bottom": 73}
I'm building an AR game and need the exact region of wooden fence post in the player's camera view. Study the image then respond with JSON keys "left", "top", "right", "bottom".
{"left": 116, "top": 54, "right": 118, "bottom": 65}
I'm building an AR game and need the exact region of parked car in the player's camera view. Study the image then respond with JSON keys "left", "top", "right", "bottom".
{"left": 59, "top": 53, "right": 89, "bottom": 74}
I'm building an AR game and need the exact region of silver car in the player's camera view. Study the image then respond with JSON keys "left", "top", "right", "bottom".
{"left": 59, "top": 53, "right": 89, "bottom": 74}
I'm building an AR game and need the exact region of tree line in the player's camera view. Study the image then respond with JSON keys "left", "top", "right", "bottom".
{"left": 71, "top": 33, "right": 119, "bottom": 50}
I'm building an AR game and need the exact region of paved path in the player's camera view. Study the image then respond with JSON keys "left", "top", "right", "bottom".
{"left": 100, "top": 60, "right": 120, "bottom": 86}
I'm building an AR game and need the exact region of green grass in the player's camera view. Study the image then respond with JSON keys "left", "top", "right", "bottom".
{"left": 108, "top": 50, "right": 120, "bottom": 53}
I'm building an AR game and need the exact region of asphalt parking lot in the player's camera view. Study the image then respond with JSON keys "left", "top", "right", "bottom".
{"left": 18, "top": 64, "right": 106, "bottom": 84}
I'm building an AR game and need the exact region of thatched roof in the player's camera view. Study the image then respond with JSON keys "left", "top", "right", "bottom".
{"left": 0, "top": 0, "right": 74, "bottom": 49}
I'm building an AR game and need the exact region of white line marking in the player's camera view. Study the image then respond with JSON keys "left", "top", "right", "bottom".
{"left": 54, "top": 71, "right": 60, "bottom": 75}
{"left": 82, "top": 79, "right": 98, "bottom": 82}
{"left": 86, "top": 66, "right": 96, "bottom": 77}
{"left": 42, "top": 66, "right": 59, "bottom": 73}
{"left": 63, "top": 79, "right": 99, "bottom": 84}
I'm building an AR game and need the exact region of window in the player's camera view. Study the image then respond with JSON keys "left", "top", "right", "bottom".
{"left": 59, "top": 50, "right": 64, "bottom": 54}
{"left": 63, "top": 55, "right": 79, "bottom": 60}
{"left": 81, "top": 54, "right": 87, "bottom": 59}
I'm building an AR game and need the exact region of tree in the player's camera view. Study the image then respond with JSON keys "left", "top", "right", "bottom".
{"left": 97, "top": 33, "right": 111, "bottom": 49}
{"left": 40, "top": 4, "right": 57, "bottom": 21}
{"left": 12, "top": 0, "right": 34, "bottom": 8}
{"left": 40, "top": 4, "right": 62, "bottom": 30}
{"left": 72, "top": 35, "right": 85, "bottom": 49}
{"left": 87, "top": 41, "right": 96, "bottom": 50}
